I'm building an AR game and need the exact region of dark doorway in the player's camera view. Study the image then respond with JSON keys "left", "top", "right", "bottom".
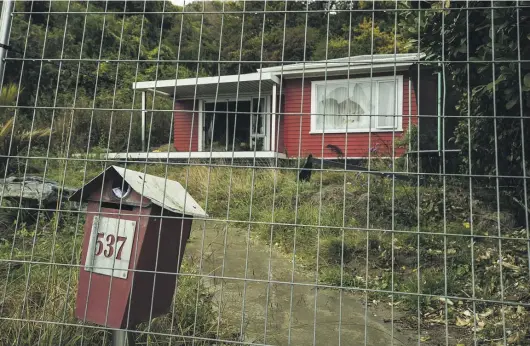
{"left": 204, "top": 100, "right": 254, "bottom": 151}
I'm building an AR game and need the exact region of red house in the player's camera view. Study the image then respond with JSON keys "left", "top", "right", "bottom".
{"left": 131, "top": 53, "right": 437, "bottom": 160}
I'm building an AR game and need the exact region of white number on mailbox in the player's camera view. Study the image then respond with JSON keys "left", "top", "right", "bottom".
{"left": 84, "top": 216, "right": 136, "bottom": 279}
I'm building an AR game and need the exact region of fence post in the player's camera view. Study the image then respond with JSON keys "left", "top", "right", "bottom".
{"left": 112, "top": 330, "right": 135, "bottom": 346}
{"left": 0, "top": 0, "right": 14, "bottom": 86}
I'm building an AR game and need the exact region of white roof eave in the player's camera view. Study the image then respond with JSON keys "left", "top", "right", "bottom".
{"left": 260, "top": 62, "right": 414, "bottom": 78}
{"left": 257, "top": 53, "right": 426, "bottom": 75}
{"left": 132, "top": 72, "right": 279, "bottom": 92}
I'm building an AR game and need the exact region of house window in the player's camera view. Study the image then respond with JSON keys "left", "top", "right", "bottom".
{"left": 310, "top": 75, "right": 403, "bottom": 133}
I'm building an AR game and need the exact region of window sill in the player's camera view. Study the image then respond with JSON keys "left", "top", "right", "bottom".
{"left": 309, "top": 128, "right": 404, "bottom": 134}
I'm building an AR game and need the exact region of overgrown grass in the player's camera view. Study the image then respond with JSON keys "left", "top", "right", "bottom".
{"left": 0, "top": 211, "right": 237, "bottom": 345}
{"left": 4, "top": 156, "right": 530, "bottom": 344}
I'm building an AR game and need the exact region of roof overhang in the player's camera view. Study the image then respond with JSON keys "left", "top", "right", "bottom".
{"left": 257, "top": 53, "right": 426, "bottom": 78}
{"left": 132, "top": 54, "right": 426, "bottom": 97}
{"left": 133, "top": 72, "right": 280, "bottom": 98}
{"left": 262, "top": 62, "right": 414, "bottom": 79}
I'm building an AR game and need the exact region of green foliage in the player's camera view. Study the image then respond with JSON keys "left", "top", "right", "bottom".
{"left": 400, "top": 1, "right": 530, "bottom": 182}
{"left": 314, "top": 18, "right": 408, "bottom": 60}
{"left": 320, "top": 237, "right": 355, "bottom": 265}
{"left": 0, "top": 84, "right": 53, "bottom": 174}
{"left": 2, "top": 0, "right": 408, "bottom": 155}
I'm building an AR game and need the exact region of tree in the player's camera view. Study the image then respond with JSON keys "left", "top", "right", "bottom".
{"left": 400, "top": 1, "right": 530, "bottom": 184}
{"left": 2, "top": 0, "right": 408, "bottom": 154}
{"left": 313, "top": 18, "right": 407, "bottom": 60}
{"left": 0, "top": 84, "right": 52, "bottom": 174}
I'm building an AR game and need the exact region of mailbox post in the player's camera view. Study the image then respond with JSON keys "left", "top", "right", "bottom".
{"left": 70, "top": 165, "right": 207, "bottom": 344}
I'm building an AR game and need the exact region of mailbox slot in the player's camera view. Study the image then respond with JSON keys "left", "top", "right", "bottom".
{"left": 98, "top": 202, "right": 135, "bottom": 211}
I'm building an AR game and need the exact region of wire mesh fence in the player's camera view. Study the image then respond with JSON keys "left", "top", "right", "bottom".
{"left": 0, "top": 0, "right": 529, "bottom": 345}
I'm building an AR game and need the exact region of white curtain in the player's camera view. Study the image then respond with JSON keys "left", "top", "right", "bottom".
{"left": 316, "top": 80, "right": 396, "bottom": 131}
{"left": 377, "top": 81, "right": 396, "bottom": 127}
{"left": 316, "top": 82, "right": 375, "bottom": 131}
{"left": 351, "top": 82, "right": 374, "bottom": 129}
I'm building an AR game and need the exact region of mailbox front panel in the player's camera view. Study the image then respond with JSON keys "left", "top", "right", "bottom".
{"left": 76, "top": 203, "right": 151, "bottom": 329}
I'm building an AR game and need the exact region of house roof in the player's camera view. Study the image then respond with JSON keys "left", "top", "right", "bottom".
{"left": 132, "top": 72, "right": 280, "bottom": 98}
{"left": 257, "top": 53, "right": 426, "bottom": 77}
{"left": 132, "top": 53, "right": 425, "bottom": 96}
{"left": 69, "top": 165, "right": 208, "bottom": 218}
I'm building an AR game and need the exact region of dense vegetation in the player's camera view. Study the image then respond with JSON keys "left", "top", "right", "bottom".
{"left": 2, "top": 0, "right": 405, "bottom": 155}
{"left": 401, "top": 0, "right": 530, "bottom": 190}
{"left": 0, "top": 0, "right": 529, "bottom": 345}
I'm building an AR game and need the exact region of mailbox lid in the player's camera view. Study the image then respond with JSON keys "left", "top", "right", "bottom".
{"left": 111, "top": 166, "right": 208, "bottom": 218}
{"left": 69, "top": 165, "right": 208, "bottom": 218}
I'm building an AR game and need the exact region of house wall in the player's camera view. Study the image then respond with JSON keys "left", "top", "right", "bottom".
{"left": 173, "top": 100, "right": 199, "bottom": 152}
{"left": 172, "top": 72, "right": 419, "bottom": 157}
{"left": 282, "top": 72, "right": 418, "bottom": 159}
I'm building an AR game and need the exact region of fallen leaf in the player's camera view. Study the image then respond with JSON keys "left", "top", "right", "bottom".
{"left": 501, "top": 261, "right": 520, "bottom": 272}
{"left": 428, "top": 318, "right": 446, "bottom": 325}
{"left": 456, "top": 316, "right": 470, "bottom": 326}
{"left": 508, "top": 332, "right": 520, "bottom": 343}
{"left": 524, "top": 73, "right": 530, "bottom": 88}
{"left": 439, "top": 297, "right": 454, "bottom": 305}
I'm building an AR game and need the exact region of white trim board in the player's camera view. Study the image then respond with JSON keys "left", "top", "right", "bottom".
{"left": 258, "top": 53, "right": 425, "bottom": 75}
{"left": 265, "top": 63, "right": 412, "bottom": 79}
{"left": 103, "top": 151, "right": 287, "bottom": 160}
{"left": 133, "top": 72, "right": 280, "bottom": 91}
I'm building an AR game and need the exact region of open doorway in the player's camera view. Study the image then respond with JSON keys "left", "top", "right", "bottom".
{"left": 203, "top": 98, "right": 267, "bottom": 152}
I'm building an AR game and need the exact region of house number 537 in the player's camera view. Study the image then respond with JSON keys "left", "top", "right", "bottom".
{"left": 95, "top": 232, "right": 127, "bottom": 260}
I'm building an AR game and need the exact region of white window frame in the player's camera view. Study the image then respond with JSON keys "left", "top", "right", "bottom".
{"left": 310, "top": 75, "right": 404, "bottom": 134}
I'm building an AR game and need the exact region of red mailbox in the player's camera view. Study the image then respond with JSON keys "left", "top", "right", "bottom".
{"left": 69, "top": 165, "right": 207, "bottom": 329}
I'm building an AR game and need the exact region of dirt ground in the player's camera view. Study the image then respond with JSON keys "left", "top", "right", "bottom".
{"left": 183, "top": 223, "right": 464, "bottom": 345}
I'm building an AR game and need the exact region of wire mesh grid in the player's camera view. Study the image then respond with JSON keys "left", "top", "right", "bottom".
{"left": 0, "top": 1, "right": 529, "bottom": 345}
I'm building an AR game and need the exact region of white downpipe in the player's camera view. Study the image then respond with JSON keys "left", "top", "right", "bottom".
{"left": 271, "top": 84, "right": 277, "bottom": 152}
{"left": 141, "top": 91, "right": 146, "bottom": 152}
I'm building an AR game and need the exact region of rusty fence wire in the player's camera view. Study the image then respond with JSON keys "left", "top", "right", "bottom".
{"left": 0, "top": 1, "right": 529, "bottom": 345}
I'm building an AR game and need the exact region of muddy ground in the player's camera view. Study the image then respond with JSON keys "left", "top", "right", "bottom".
{"left": 184, "top": 223, "right": 465, "bottom": 345}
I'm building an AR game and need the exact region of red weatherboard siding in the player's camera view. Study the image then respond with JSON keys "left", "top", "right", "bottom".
{"left": 173, "top": 100, "right": 199, "bottom": 152}
{"left": 282, "top": 74, "right": 418, "bottom": 158}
